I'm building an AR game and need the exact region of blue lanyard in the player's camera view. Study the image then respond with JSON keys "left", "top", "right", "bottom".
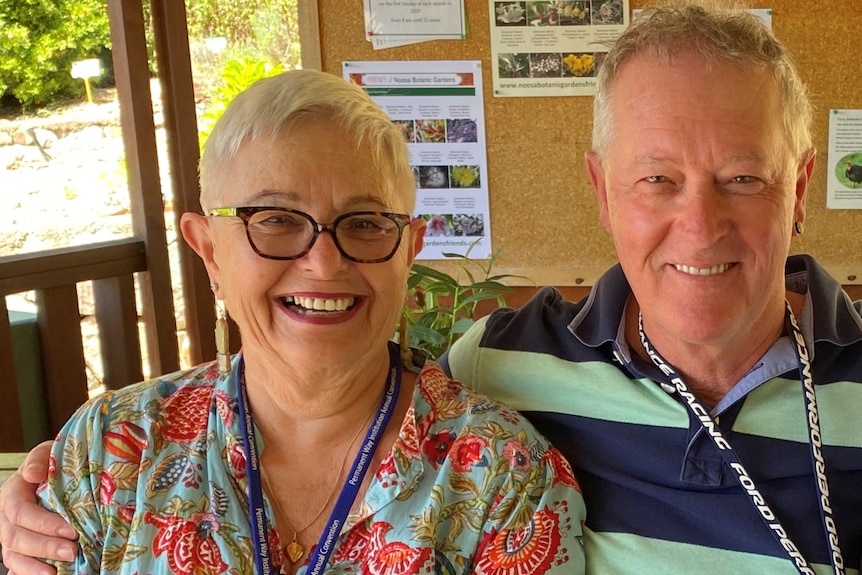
{"left": 638, "top": 302, "right": 844, "bottom": 575}
{"left": 237, "top": 342, "right": 402, "bottom": 575}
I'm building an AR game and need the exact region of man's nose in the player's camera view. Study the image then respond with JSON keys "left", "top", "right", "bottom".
{"left": 677, "top": 181, "right": 730, "bottom": 241}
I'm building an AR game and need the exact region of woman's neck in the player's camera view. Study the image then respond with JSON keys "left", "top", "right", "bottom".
{"left": 241, "top": 345, "right": 394, "bottom": 454}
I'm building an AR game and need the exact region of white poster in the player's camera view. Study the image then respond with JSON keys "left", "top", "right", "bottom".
{"left": 344, "top": 61, "right": 492, "bottom": 259}
{"left": 364, "top": 0, "right": 466, "bottom": 50}
{"left": 827, "top": 109, "right": 862, "bottom": 209}
{"left": 489, "top": 0, "right": 629, "bottom": 97}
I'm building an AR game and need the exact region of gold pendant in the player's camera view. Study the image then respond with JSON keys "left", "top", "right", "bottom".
{"left": 286, "top": 541, "right": 305, "bottom": 563}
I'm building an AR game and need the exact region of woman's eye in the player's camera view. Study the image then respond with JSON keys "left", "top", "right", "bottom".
{"left": 265, "top": 216, "right": 293, "bottom": 225}
{"left": 257, "top": 214, "right": 304, "bottom": 228}
{"left": 349, "top": 218, "right": 383, "bottom": 231}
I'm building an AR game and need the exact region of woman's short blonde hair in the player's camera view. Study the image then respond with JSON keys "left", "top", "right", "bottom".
{"left": 199, "top": 69, "right": 414, "bottom": 212}
{"left": 592, "top": 0, "right": 812, "bottom": 160}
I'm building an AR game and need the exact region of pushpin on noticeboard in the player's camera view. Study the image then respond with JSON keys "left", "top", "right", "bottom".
{"left": 71, "top": 58, "right": 102, "bottom": 103}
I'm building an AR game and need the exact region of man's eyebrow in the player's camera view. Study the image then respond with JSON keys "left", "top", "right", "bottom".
{"left": 632, "top": 156, "right": 670, "bottom": 167}
{"left": 725, "top": 152, "right": 766, "bottom": 163}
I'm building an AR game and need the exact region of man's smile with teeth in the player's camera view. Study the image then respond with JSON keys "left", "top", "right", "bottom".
{"left": 673, "top": 263, "right": 734, "bottom": 276}
{"left": 282, "top": 295, "right": 356, "bottom": 312}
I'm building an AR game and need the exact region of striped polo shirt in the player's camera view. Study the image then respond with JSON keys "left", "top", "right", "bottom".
{"left": 443, "top": 254, "right": 862, "bottom": 575}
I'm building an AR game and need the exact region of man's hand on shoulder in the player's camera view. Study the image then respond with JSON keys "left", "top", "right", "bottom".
{"left": 0, "top": 441, "right": 78, "bottom": 575}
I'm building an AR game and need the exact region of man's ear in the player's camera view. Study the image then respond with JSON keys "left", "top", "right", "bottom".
{"left": 585, "top": 151, "right": 612, "bottom": 233}
{"left": 406, "top": 218, "right": 426, "bottom": 266}
{"left": 794, "top": 149, "right": 816, "bottom": 225}
{"left": 180, "top": 212, "right": 220, "bottom": 283}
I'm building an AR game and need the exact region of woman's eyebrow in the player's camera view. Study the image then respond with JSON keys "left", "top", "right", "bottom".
{"left": 244, "top": 190, "right": 392, "bottom": 211}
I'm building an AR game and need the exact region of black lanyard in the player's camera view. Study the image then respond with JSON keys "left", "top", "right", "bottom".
{"left": 237, "top": 342, "right": 402, "bottom": 575}
{"left": 638, "top": 302, "right": 844, "bottom": 575}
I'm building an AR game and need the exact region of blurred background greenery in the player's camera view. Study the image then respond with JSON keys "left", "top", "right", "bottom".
{"left": 0, "top": 0, "right": 300, "bottom": 113}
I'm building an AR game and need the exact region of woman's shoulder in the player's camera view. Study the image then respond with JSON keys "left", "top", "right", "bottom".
{"left": 61, "top": 360, "right": 231, "bottom": 437}
{"left": 415, "top": 362, "right": 550, "bottom": 445}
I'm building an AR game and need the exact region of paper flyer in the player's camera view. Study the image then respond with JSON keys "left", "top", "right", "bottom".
{"left": 364, "top": 0, "right": 466, "bottom": 50}
{"left": 344, "top": 60, "right": 492, "bottom": 259}
{"left": 489, "top": 0, "right": 629, "bottom": 97}
{"left": 827, "top": 109, "right": 862, "bottom": 209}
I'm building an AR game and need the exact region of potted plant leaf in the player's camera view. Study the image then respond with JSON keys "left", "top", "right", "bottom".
{"left": 401, "top": 243, "right": 530, "bottom": 359}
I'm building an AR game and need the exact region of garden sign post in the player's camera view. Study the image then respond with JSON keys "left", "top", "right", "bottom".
{"left": 71, "top": 58, "right": 102, "bottom": 103}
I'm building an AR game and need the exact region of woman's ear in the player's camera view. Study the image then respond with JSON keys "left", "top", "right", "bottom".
{"left": 180, "top": 212, "right": 220, "bottom": 283}
{"left": 407, "top": 218, "right": 426, "bottom": 266}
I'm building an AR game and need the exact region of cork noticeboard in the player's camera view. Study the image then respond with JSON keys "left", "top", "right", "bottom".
{"left": 309, "top": 1, "right": 862, "bottom": 286}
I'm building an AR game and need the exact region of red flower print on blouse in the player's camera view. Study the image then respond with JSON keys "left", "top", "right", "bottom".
{"left": 375, "top": 454, "right": 398, "bottom": 486}
{"left": 542, "top": 448, "right": 581, "bottom": 490}
{"left": 450, "top": 435, "right": 489, "bottom": 473}
{"left": 363, "top": 522, "right": 432, "bottom": 575}
{"left": 117, "top": 501, "right": 136, "bottom": 524}
{"left": 99, "top": 470, "right": 117, "bottom": 506}
{"left": 422, "top": 430, "right": 456, "bottom": 468}
{"left": 158, "top": 385, "right": 214, "bottom": 443}
{"left": 214, "top": 390, "right": 234, "bottom": 427}
{"left": 104, "top": 421, "right": 148, "bottom": 462}
{"left": 333, "top": 523, "right": 372, "bottom": 563}
{"left": 145, "top": 511, "right": 229, "bottom": 575}
{"left": 227, "top": 440, "right": 246, "bottom": 480}
{"left": 473, "top": 509, "right": 563, "bottom": 575}
{"left": 37, "top": 452, "right": 58, "bottom": 496}
{"left": 502, "top": 439, "right": 531, "bottom": 472}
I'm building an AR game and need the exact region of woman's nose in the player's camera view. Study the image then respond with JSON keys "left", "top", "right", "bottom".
{"left": 300, "top": 228, "right": 348, "bottom": 271}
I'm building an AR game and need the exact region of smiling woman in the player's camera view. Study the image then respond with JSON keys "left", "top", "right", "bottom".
{"left": 4, "top": 69, "right": 586, "bottom": 575}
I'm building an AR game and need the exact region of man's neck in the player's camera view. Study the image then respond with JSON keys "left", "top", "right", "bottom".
{"left": 626, "top": 291, "right": 806, "bottom": 409}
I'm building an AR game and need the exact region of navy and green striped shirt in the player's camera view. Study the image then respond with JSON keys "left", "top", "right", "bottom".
{"left": 443, "top": 254, "right": 862, "bottom": 575}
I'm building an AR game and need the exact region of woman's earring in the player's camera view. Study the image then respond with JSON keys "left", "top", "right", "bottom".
{"left": 212, "top": 284, "right": 231, "bottom": 374}
{"left": 794, "top": 221, "right": 804, "bottom": 235}
{"left": 398, "top": 313, "right": 410, "bottom": 363}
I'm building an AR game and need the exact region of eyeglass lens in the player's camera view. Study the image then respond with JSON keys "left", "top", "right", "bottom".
{"left": 246, "top": 210, "right": 403, "bottom": 261}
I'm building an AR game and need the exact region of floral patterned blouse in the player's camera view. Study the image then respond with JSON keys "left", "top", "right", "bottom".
{"left": 38, "top": 355, "right": 586, "bottom": 575}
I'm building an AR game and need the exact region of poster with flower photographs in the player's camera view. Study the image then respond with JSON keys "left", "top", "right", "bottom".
{"left": 490, "top": 0, "right": 630, "bottom": 97}
{"left": 344, "top": 60, "right": 492, "bottom": 259}
{"left": 827, "top": 109, "right": 862, "bottom": 209}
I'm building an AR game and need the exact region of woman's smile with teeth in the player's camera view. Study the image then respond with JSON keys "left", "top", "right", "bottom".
{"left": 673, "top": 263, "right": 733, "bottom": 276}
{"left": 282, "top": 295, "right": 356, "bottom": 312}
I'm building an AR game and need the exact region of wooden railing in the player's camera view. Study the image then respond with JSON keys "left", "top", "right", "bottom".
{"left": 0, "top": 240, "right": 179, "bottom": 451}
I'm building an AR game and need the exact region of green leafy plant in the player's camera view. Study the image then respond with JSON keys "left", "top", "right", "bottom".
{"left": 402, "top": 244, "right": 529, "bottom": 359}
{"left": 0, "top": 0, "right": 111, "bottom": 106}
{"left": 197, "top": 57, "right": 285, "bottom": 150}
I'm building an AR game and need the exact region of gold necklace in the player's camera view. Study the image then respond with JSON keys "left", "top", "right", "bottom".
{"left": 261, "top": 408, "right": 377, "bottom": 567}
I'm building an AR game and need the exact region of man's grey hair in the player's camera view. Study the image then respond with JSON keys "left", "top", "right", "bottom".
{"left": 592, "top": 0, "right": 813, "bottom": 160}
{"left": 199, "top": 69, "right": 414, "bottom": 212}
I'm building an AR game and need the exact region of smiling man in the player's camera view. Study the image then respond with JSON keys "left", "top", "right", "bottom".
{"left": 2, "top": 2, "right": 861, "bottom": 575}
{"left": 444, "top": 2, "right": 862, "bottom": 574}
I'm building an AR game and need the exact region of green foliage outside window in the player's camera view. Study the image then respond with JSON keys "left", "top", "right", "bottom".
{"left": 0, "top": 0, "right": 110, "bottom": 107}
{"left": 197, "top": 58, "right": 285, "bottom": 151}
{"left": 0, "top": 0, "right": 300, "bottom": 109}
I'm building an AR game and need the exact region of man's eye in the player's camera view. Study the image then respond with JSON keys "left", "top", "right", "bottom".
{"left": 731, "top": 175, "right": 757, "bottom": 184}
{"left": 645, "top": 175, "right": 669, "bottom": 184}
